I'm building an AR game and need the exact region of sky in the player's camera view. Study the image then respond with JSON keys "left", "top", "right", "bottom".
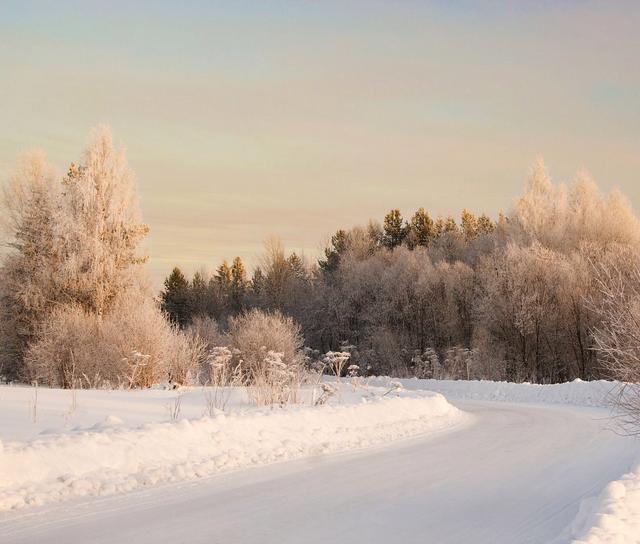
{"left": 1, "top": 1, "right": 639, "bottom": 284}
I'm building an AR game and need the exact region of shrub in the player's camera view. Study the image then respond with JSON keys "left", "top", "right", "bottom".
{"left": 228, "top": 309, "right": 305, "bottom": 404}
{"left": 188, "top": 315, "right": 226, "bottom": 348}
{"left": 25, "top": 304, "right": 100, "bottom": 388}
{"left": 166, "top": 329, "right": 207, "bottom": 386}
{"left": 25, "top": 294, "right": 202, "bottom": 388}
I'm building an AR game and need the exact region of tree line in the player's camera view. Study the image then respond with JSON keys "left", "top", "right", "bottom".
{"left": 161, "top": 160, "right": 640, "bottom": 384}
{"left": 2, "top": 128, "right": 639, "bottom": 394}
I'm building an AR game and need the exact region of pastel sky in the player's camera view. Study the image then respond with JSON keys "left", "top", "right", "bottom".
{"left": 1, "top": 1, "right": 639, "bottom": 283}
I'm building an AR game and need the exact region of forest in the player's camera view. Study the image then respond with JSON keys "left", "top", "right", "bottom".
{"left": 161, "top": 160, "right": 640, "bottom": 386}
{"left": 2, "top": 127, "right": 640, "bottom": 395}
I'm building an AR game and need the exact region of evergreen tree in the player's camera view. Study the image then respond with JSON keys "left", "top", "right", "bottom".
{"left": 382, "top": 209, "right": 408, "bottom": 249}
{"left": 461, "top": 209, "right": 478, "bottom": 241}
{"left": 433, "top": 217, "right": 445, "bottom": 239}
{"left": 443, "top": 216, "right": 459, "bottom": 234}
{"left": 319, "top": 229, "right": 348, "bottom": 273}
{"left": 205, "top": 275, "right": 222, "bottom": 318}
{"left": 160, "top": 267, "right": 190, "bottom": 327}
{"left": 251, "top": 267, "right": 266, "bottom": 297}
{"left": 407, "top": 207, "right": 434, "bottom": 248}
{"left": 189, "top": 271, "right": 209, "bottom": 317}
{"left": 215, "top": 260, "right": 232, "bottom": 289}
{"left": 477, "top": 214, "right": 495, "bottom": 236}
{"left": 230, "top": 256, "right": 248, "bottom": 312}
{"left": 287, "top": 252, "right": 306, "bottom": 279}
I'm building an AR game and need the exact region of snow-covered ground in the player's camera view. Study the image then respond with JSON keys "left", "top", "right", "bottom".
{"left": 369, "top": 376, "right": 619, "bottom": 408}
{"left": 565, "top": 461, "right": 640, "bottom": 544}
{"left": 0, "top": 378, "right": 638, "bottom": 543}
{"left": 0, "top": 382, "right": 467, "bottom": 511}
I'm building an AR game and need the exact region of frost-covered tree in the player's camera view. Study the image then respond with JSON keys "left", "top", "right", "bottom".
{"left": 1, "top": 126, "right": 197, "bottom": 387}
{"left": 56, "top": 126, "right": 149, "bottom": 316}
{"left": 591, "top": 249, "right": 640, "bottom": 431}
{"left": 0, "top": 153, "right": 60, "bottom": 379}
{"left": 511, "top": 159, "right": 640, "bottom": 252}
{"left": 155, "top": 159, "right": 640, "bottom": 386}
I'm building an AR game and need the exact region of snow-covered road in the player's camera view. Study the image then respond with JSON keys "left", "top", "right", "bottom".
{"left": 1, "top": 400, "right": 636, "bottom": 544}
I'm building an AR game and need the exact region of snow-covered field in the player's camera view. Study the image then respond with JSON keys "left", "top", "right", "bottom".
{"left": 0, "top": 382, "right": 467, "bottom": 511}
{"left": 1, "top": 378, "right": 638, "bottom": 543}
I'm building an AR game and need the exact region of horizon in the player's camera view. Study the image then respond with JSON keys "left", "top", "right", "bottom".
{"left": 1, "top": 1, "right": 639, "bottom": 284}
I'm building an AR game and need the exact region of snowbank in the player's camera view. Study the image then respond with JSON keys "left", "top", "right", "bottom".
{"left": 566, "top": 461, "right": 640, "bottom": 544}
{"left": 367, "top": 377, "right": 619, "bottom": 408}
{"left": 0, "top": 387, "right": 467, "bottom": 511}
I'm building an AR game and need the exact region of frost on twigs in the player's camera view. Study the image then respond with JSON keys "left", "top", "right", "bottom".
{"left": 315, "top": 383, "right": 337, "bottom": 406}
{"left": 249, "top": 350, "right": 302, "bottom": 407}
{"left": 323, "top": 351, "right": 351, "bottom": 382}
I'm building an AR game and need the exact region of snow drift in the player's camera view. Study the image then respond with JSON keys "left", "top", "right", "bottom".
{"left": 565, "top": 460, "right": 640, "bottom": 544}
{"left": 0, "top": 389, "right": 467, "bottom": 511}
{"left": 368, "top": 377, "right": 619, "bottom": 408}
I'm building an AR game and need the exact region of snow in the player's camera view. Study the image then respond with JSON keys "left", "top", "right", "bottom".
{"left": 566, "top": 462, "right": 640, "bottom": 544}
{"left": 1, "top": 379, "right": 638, "bottom": 543}
{"left": 369, "top": 376, "right": 640, "bottom": 543}
{"left": 367, "top": 376, "right": 619, "bottom": 408}
{"left": 0, "top": 383, "right": 467, "bottom": 511}
{"left": 1, "top": 399, "right": 636, "bottom": 544}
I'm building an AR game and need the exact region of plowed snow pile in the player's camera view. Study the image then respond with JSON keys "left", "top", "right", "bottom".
{"left": 0, "top": 384, "right": 467, "bottom": 511}
{"left": 369, "top": 377, "right": 618, "bottom": 408}
{"left": 566, "top": 462, "right": 640, "bottom": 544}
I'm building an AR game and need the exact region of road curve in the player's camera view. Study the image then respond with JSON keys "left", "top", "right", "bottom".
{"left": 0, "top": 401, "right": 637, "bottom": 544}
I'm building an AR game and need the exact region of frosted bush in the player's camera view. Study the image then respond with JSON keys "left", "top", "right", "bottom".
{"left": 228, "top": 309, "right": 305, "bottom": 405}
{"left": 25, "top": 294, "right": 202, "bottom": 388}
{"left": 323, "top": 351, "right": 351, "bottom": 381}
{"left": 188, "top": 316, "right": 226, "bottom": 349}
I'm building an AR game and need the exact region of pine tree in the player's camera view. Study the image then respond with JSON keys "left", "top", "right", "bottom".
{"left": 251, "top": 267, "right": 266, "bottom": 297}
{"left": 230, "top": 256, "right": 248, "bottom": 312}
{"left": 407, "top": 207, "right": 434, "bottom": 248}
{"left": 287, "top": 252, "right": 306, "bottom": 279}
{"left": 460, "top": 209, "right": 478, "bottom": 241}
{"left": 477, "top": 214, "right": 495, "bottom": 236}
{"left": 216, "top": 261, "right": 232, "bottom": 288}
{"left": 433, "top": 217, "right": 445, "bottom": 239}
{"left": 382, "top": 209, "right": 408, "bottom": 249}
{"left": 319, "top": 229, "right": 348, "bottom": 273}
{"left": 443, "top": 216, "right": 459, "bottom": 234}
{"left": 161, "top": 267, "right": 190, "bottom": 327}
{"left": 190, "top": 271, "right": 209, "bottom": 317}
